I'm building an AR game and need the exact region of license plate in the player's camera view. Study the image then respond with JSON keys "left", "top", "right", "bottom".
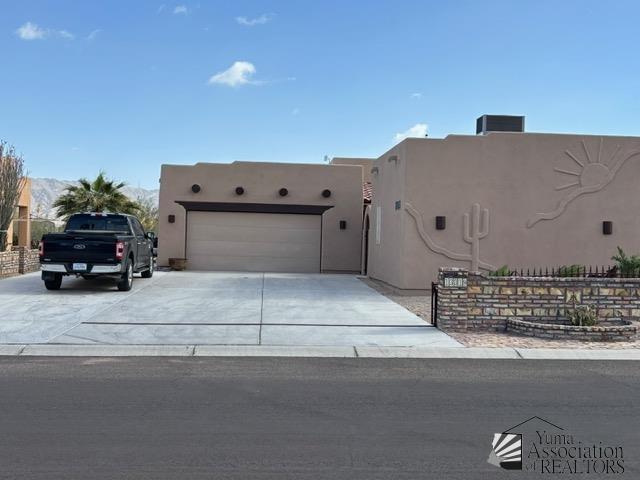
{"left": 72, "top": 263, "right": 87, "bottom": 271}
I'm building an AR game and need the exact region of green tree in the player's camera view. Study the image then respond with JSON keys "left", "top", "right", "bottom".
{"left": 134, "top": 196, "right": 159, "bottom": 232}
{"left": 53, "top": 172, "right": 138, "bottom": 220}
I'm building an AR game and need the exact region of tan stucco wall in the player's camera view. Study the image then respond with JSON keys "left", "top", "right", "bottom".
{"left": 366, "top": 144, "right": 407, "bottom": 287}
{"left": 330, "top": 157, "right": 375, "bottom": 183}
{"left": 369, "top": 133, "right": 640, "bottom": 290}
{"left": 158, "top": 161, "right": 363, "bottom": 272}
{"left": 5, "top": 177, "right": 31, "bottom": 250}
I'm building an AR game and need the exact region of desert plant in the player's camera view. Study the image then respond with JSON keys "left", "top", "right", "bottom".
{"left": 556, "top": 264, "right": 584, "bottom": 277}
{"left": 489, "top": 265, "right": 511, "bottom": 276}
{"left": 134, "top": 196, "right": 159, "bottom": 233}
{"left": 611, "top": 247, "right": 640, "bottom": 276}
{"left": 567, "top": 305, "right": 598, "bottom": 327}
{"left": 53, "top": 171, "right": 138, "bottom": 220}
{"left": 0, "top": 141, "right": 26, "bottom": 251}
{"left": 30, "top": 219, "right": 59, "bottom": 248}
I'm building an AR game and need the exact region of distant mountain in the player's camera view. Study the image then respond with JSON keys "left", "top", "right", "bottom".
{"left": 30, "top": 177, "right": 159, "bottom": 220}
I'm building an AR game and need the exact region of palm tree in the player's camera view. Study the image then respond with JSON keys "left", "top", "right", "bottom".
{"left": 53, "top": 172, "right": 138, "bottom": 220}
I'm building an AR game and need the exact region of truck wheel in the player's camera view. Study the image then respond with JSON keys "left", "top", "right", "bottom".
{"left": 141, "top": 257, "right": 154, "bottom": 278}
{"left": 117, "top": 260, "right": 133, "bottom": 291}
{"left": 44, "top": 274, "right": 62, "bottom": 290}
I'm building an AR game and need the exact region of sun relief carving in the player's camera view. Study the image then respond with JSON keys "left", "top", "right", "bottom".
{"left": 527, "top": 139, "right": 640, "bottom": 228}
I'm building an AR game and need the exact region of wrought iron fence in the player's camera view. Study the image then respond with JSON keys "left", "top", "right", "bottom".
{"left": 489, "top": 265, "right": 640, "bottom": 278}
{"left": 430, "top": 282, "right": 438, "bottom": 327}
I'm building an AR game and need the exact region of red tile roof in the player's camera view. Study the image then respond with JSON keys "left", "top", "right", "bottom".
{"left": 363, "top": 182, "right": 373, "bottom": 203}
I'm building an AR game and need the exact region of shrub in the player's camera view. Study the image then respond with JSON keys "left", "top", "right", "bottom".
{"left": 556, "top": 264, "right": 584, "bottom": 277}
{"left": 489, "top": 265, "right": 511, "bottom": 276}
{"left": 611, "top": 247, "right": 640, "bottom": 276}
{"left": 567, "top": 305, "right": 598, "bottom": 327}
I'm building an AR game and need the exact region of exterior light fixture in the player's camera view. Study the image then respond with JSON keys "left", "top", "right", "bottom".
{"left": 279, "top": 188, "right": 288, "bottom": 197}
{"left": 191, "top": 184, "right": 201, "bottom": 193}
{"left": 235, "top": 186, "right": 245, "bottom": 195}
{"left": 436, "top": 216, "right": 446, "bottom": 230}
{"left": 602, "top": 221, "right": 613, "bottom": 235}
{"left": 168, "top": 215, "right": 176, "bottom": 224}
{"left": 339, "top": 220, "right": 347, "bottom": 230}
{"left": 371, "top": 167, "right": 379, "bottom": 175}
{"left": 322, "top": 189, "right": 332, "bottom": 198}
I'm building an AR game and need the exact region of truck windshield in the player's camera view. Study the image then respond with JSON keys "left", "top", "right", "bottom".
{"left": 66, "top": 215, "right": 131, "bottom": 234}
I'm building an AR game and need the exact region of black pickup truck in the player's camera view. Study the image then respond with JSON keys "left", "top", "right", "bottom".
{"left": 39, "top": 213, "right": 155, "bottom": 291}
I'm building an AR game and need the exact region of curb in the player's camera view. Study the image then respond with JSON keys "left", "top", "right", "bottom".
{"left": 0, "top": 344, "right": 638, "bottom": 359}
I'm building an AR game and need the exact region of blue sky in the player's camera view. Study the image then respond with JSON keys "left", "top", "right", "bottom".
{"left": 1, "top": 0, "right": 639, "bottom": 189}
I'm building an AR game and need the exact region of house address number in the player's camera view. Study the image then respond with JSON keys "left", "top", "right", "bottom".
{"left": 443, "top": 277, "right": 467, "bottom": 288}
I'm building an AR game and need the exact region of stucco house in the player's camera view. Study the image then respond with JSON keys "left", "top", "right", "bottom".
{"left": 158, "top": 115, "right": 640, "bottom": 291}
{"left": 158, "top": 161, "right": 363, "bottom": 273}
{"left": 4, "top": 177, "right": 31, "bottom": 251}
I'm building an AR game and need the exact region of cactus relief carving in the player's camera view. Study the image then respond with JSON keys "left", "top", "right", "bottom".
{"left": 405, "top": 202, "right": 495, "bottom": 272}
{"left": 463, "top": 203, "right": 489, "bottom": 272}
{"left": 527, "top": 139, "right": 640, "bottom": 228}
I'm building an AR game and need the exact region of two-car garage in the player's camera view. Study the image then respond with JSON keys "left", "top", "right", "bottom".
{"left": 158, "top": 161, "right": 364, "bottom": 274}
{"left": 186, "top": 211, "right": 322, "bottom": 273}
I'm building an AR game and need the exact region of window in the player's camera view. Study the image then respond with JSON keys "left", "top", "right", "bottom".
{"left": 131, "top": 218, "right": 145, "bottom": 237}
{"left": 66, "top": 214, "right": 131, "bottom": 234}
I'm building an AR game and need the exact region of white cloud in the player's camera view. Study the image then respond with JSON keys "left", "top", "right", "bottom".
{"left": 58, "top": 30, "right": 74, "bottom": 40}
{"left": 16, "top": 22, "right": 46, "bottom": 40}
{"left": 173, "top": 5, "right": 188, "bottom": 14}
{"left": 208, "top": 61, "right": 257, "bottom": 87}
{"left": 411, "top": 92, "right": 422, "bottom": 99}
{"left": 157, "top": 4, "right": 165, "bottom": 14}
{"left": 87, "top": 29, "right": 101, "bottom": 41}
{"left": 16, "top": 21, "right": 74, "bottom": 40}
{"left": 394, "top": 123, "right": 428, "bottom": 142}
{"left": 236, "top": 13, "right": 274, "bottom": 26}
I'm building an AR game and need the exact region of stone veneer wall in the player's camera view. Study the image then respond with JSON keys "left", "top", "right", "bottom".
{"left": 15, "top": 247, "right": 40, "bottom": 274}
{"left": 436, "top": 267, "right": 640, "bottom": 333}
{"left": 0, "top": 250, "right": 20, "bottom": 278}
{"left": 0, "top": 248, "right": 39, "bottom": 278}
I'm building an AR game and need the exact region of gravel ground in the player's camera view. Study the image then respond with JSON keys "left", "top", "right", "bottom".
{"left": 361, "top": 277, "right": 640, "bottom": 349}
{"left": 360, "top": 277, "right": 433, "bottom": 323}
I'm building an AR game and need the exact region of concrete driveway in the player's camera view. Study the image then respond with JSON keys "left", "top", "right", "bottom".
{"left": 0, "top": 271, "right": 461, "bottom": 347}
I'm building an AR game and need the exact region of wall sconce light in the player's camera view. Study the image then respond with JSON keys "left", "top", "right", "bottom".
{"left": 339, "top": 220, "right": 347, "bottom": 230}
{"left": 168, "top": 215, "right": 176, "bottom": 224}
{"left": 602, "top": 221, "right": 613, "bottom": 235}
{"left": 388, "top": 155, "right": 399, "bottom": 164}
{"left": 279, "top": 188, "right": 289, "bottom": 197}
{"left": 394, "top": 200, "right": 401, "bottom": 210}
{"left": 322, "top": 189, "right": 332, "bottom": 198}
{"left": 235, "top": 186, "right": 245, "bottom": 195}
{"left": 370, "top": 167, "right": 379, "bottom": 175}
{"left": 191, "top": 184, "right": 201, "bottom": 193}
{"left": 436, "top": 216, "right": 446, "bottom": 230}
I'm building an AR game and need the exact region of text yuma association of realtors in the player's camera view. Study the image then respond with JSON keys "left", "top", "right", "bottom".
{"left": 527, "top": 430, "right": 624, "bottom": 474}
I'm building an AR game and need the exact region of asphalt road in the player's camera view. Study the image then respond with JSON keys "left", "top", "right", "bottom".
{"left": 0, "top": 358, "right": 637, "bottom": 480}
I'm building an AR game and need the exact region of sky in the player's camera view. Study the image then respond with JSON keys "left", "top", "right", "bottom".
{"left": 1, "top": 0, "right": 639, "bottom": 189}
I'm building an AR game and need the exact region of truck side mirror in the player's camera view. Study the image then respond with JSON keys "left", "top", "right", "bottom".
{"left": 146, "top": 232, "right": 156, "bottom": 240}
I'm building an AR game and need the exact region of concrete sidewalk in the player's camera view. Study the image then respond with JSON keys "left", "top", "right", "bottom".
{"left": 0, "top": 344, "right": 638, "bottom": 359}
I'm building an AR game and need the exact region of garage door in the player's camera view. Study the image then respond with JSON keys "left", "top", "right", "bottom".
{"left": 186, "top": 211, "right": 322, "bottom": 272}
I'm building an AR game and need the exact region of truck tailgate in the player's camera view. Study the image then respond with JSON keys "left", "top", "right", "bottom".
{"left": 42, "top": 233, "right": 119, "bottom": 263}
